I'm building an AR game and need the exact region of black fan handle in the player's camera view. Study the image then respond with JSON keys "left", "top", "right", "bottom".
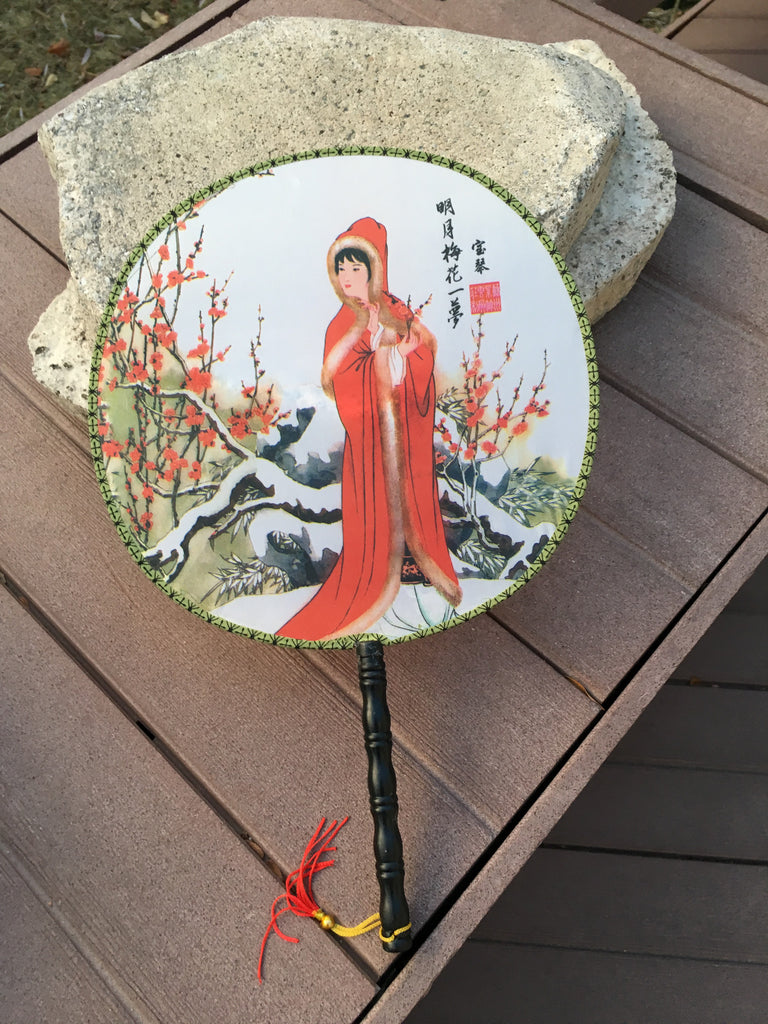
{"left": 356, "top": 639, "right": 413, "bottom": 952}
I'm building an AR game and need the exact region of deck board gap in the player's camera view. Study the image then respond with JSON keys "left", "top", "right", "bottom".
{"left": 486, "top": 605, "right": 609, "bottom": 706}
{"left": 597, "top": 363, "right": 768, "bottom": 486}
{"left": 300, "top": 650, "right": 499, "bottom": 835}
{"left": 604, "top": 756, "right": 768, "bottom": 776}
{"left": 0, "top": 207, "right": 68, "bottom": 267}
{"left": 554, "top": 508, "right": 768, "bottom": 726}
{"left": 466, "top": 934, "right": 768, "bottom": 966}
{"left": 0, "top": 568, "right": 282, "bottom": 872}
{"left": 0, "top": 567, "right": 472, "bottom": 988}
{"left": 0, "top": 834, "right": 164, "bottom": 1024}
{"left": 667, "top": 677, "right": 768, "bottom": 691}
{"left": 0, "top": 566, "right": 384, "bottom": 984}
{"left": 576, "top": 500, "right": 698, "bottom": 591}
{"left": 366, "top": 698, "right": 612, "bottom": 993}
{"left": 0, "top": 364, "right": 98, "bottom": 459}
{"left": 676, "top": 169, "right": 768, "bottom": 233}
{"left": 540, "top": 841, "right": 768, "bottom": 867}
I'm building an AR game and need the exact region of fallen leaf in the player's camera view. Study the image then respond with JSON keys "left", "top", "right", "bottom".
{"left": 48, "top": 39, "right": 71, "bottom": 57}
{"left": 153, "top": 10, "right": 170, "bottom": 24}
{"left": 42, "top": 73, "right": 58, "bottom": 90}
{"left": 24, "top": 67, "right": 43, "bottom": 77}
{"left": 141, "top": 10, "right": 162, "bottom": 28}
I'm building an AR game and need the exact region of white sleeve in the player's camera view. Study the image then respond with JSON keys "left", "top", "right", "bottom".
{"left": 389, "top": 344, "right": 406, "bottom": 386}
{"left": 370, "top": 324, "right": 385, "bottom": 351}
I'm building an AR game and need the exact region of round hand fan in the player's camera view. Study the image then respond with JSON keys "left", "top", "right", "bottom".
{"left": 90, "top": 148, "right": 598, "bottom": 973}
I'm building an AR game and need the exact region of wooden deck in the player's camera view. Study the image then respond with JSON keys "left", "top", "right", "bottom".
{"left": 405, "top": 556, "right": 768, "bottom": 1022}
{"left": 2, "top": 1, "right": 768, "bottom": 1022}
{"left": 673, "top": 0, "right": 768, "bottom": 83}
{"left": 600, "top": 0, "right": 768, "bottom": 83}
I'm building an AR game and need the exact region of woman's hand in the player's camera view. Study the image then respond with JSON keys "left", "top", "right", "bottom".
{"left": 363, "top": 301, "right": 380, "bottom": 336}
{"left": 398, "top": 333, "right": 420, "bottom": 358}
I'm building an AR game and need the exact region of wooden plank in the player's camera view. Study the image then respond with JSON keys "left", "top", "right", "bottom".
{"left": 364, "top": 513, "right": 768, "bottom": 1024}
{"left": 675, "top": 1, "right": 768, "bottom": 87}
{"left": 678, "top": 18, "right": 768, "bottom": 52}
{"left": 663, "top": 0, "right": 719, "bottom": 38}
{"left": 580, "top": 384, "right": 768, "bottom": 589}
{"left": 403, "top": 942, "right": 768, "bottom": 1024}
{"left": 672, "top": 611, "right": 768, "bottom": 684}
{"left": 0, "top": 145, "right": 65, "bottom": 261}
{"left": 546, "top": 762, "right": 768, "bottom": 858}
{"left": 557, "top": 0, "right": 768, "bottom": 100}
{"left": 611, "top": 682, "right": 768, "bottom": 770}
{"left": 726, "top": 552, "right": 768, "bottom": 613}
{"left": 0, "top": 587, "right": 376, "bottom": 1022}
{"left": 597, "top": 188, "right": 768, "bottom": 479}
{"left": 675, "top": 0, "right": 768, "bottom": 86}
{"left": 0, "top": 852, "right": 135, "bottom": 1024}
{"left": 308, "top": 618, "right": 598, "bottom": 831}
{"left": 475, "top": 849, "right": 768, "bottom": 960}
{"left": 684, "top": 51, "right": 768, "bottom": 84}
{"left": 492, "top": 513, "right": 692, "bottom": 701}
{"left": 594, "top": 0, "right": 653, "bottom": 20}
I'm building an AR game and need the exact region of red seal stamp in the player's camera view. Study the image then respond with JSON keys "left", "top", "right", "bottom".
{"left": 469, "top": 280, "right": 502, "bottom": 315}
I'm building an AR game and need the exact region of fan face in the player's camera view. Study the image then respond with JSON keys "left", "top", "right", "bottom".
{"left": 91, "top": 150, "right": 597, "bottom": 648}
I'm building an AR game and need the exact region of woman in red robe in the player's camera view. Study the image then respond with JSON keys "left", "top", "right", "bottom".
{"left": 277, "top": 217, "right": 461, "bottom": 642}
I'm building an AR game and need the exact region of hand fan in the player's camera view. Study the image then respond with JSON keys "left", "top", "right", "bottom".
{"left": 90, "top": 148, "right": 598, "bottom": 975}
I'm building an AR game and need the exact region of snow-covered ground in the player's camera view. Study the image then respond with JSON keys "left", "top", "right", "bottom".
{"left": 219, "top": 519, "right": 554, "bottom": 641}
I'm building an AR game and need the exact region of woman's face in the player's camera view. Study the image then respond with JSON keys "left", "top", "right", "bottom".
{"left": 337, "top": 256, "right": 370, "bottom": 302}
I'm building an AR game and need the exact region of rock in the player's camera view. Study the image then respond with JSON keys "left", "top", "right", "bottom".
{"left": 30, "top": 17, "right": 673, "bottom": 410}
{"left": 27, "top": 277, "right": 100, "bottom": 408}
{"left": 555, "top": 40, "right": 676, "bottom": 322}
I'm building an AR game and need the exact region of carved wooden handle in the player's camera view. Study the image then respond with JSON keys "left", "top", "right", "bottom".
{"left": 356, "top": 639, "right": 412, "bottom": 952}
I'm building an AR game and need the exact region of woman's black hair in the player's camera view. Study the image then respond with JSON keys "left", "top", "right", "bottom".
{"left": 335, "top": 247, "right": 371, "bottom": 279}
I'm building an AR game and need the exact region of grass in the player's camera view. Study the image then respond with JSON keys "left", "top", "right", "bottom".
{"left": 0, "top": 0, "right": 213, "bottom": 137}
{"left": 639, "top": 0, "right": 703, "bottom": 32}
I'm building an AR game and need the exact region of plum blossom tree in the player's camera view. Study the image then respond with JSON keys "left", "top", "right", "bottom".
{"left": 96, "top": 206, "right": 342, "bottom": 605}
{"left": 433, "top": 316, "right": 573, "bottom": 580}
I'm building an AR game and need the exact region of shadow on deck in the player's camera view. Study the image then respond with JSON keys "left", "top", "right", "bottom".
{"left": 406, "top": 556, "right": 768, "bottom": 1022}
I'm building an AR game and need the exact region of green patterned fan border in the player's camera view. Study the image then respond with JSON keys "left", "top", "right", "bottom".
{"left": 88, "top": 146, "right": 599, "bottom": 649}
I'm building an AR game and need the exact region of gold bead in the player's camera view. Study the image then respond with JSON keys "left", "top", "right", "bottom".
{"left": 319, "top": 914, "right": 335, "bottom": 931}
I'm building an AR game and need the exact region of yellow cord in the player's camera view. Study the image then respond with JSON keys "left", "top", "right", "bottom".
{"left": 380, "top": 921, "right": 412, "bottom": 942}
{"left": 312, "top": 909, "right": 412, "bottom": 941}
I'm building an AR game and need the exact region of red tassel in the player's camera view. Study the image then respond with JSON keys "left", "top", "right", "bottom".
{"left": 258, "top": 817, "right": 348, "bottom": 982}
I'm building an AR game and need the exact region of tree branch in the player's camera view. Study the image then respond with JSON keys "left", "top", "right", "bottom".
{"left": 143, "top": 457, "right": 341, "bottom": 581}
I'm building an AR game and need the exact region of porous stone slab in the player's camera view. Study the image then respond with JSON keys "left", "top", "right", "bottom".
{"left": 29, "top": 16, "right": 673, "bottom": 409}
{"left": 556, "top": 40, "right": 676, "bottom": 323}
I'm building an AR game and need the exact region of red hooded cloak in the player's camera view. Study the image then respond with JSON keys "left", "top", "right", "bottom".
{"left": 277, "top": 217, "right": 461, "bottom": 641}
